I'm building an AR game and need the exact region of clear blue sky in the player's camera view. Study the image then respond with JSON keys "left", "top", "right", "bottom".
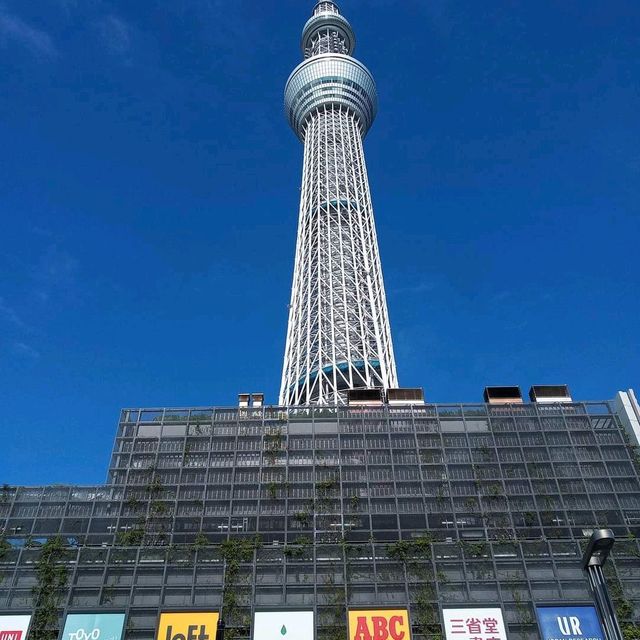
{"left": 1, "top": 0, "right": 638, "bottom": 485}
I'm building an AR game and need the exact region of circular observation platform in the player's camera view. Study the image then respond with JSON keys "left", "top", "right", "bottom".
{"left": 284, "top": 53, "right": 378, "bottom": 141}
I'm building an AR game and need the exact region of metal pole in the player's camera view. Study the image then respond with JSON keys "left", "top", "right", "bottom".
{"left": 215, "top": 618, "right": 225, "bottom": 640}
{"left": 585, "top": 560, "right": 624, "bottom": 640}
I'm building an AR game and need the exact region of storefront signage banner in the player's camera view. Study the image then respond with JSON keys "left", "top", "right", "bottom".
{"left": 536, "top": 606, "right": 605, "bottom": 640}
{"left": 442, "top": 607, "right": 507, "bottom": 640}
{"left": 156, "top": 612, "right": 219, "bottom": 640}
{"left": 348, "top": 609, "right": 412, "bottom": 640}
{"left": 0, "top": 615, "right": 32, "bottom": 640}
{"left": 61, "top": 613, "right": 126, "bottom": 640}
{"left": 253, "top": 611, "right": 314, "bottom": 640}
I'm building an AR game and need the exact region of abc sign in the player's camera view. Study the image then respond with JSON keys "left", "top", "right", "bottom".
{"left": 349, "top": 610, "right": 411, "bottom": 640}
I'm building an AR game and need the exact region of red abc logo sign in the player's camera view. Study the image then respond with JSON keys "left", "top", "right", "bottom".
{"left": 348, "top": 610, "right": 411, "bottom": 640}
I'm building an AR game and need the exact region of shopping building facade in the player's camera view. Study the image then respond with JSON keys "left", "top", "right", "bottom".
{"left": 1, "top": 390, "right": 640, "bottom": 640}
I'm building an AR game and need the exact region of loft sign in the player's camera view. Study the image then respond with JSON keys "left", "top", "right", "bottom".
{"left": 536, "top": 606, "right": 605, "bottom": 640}
{"left": 156, "top": 613, "right": 219, "bottom": 640}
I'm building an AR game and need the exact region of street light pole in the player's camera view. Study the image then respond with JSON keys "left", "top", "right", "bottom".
{"left": 215, "top": 617, "right": 225, "bottom": 640}
{"left": 581, "top": 529, "right": 624, "bottom": 640}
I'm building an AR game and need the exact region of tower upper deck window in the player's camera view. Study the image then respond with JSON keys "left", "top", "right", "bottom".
{"left": 315, "top": 2, "right": 339, "bottom": 16}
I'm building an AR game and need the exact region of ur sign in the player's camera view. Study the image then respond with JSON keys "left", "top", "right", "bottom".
{"left": 348, "top": 609, "right": 411, "bottom": 640}
{"left": 442, "top": 608, "right": 508, "bottom": 640}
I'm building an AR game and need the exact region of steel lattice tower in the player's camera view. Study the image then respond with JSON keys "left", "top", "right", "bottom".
{"left": 280, "top": 1, "right": 398, "bottom": 406}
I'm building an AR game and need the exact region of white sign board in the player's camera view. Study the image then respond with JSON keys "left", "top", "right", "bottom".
{"left": 0, "top": 615, "right": 32, "bottom": 640}
{"left": 443, "top": 608, "right": 507, "bottom": 640}
{"left": 253, "top": 611, "right": 314, "bottom": 640}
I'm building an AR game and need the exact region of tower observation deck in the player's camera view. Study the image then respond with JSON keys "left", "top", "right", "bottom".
{"left": 280, "top": 2, "right": 398, "bottom": 405}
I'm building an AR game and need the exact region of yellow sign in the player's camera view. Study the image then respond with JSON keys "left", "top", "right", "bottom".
{"left": 156, "top": 612, "right": 219, "bottom": 640}
{"left": 348, "top": 610, "right": 412, "bottom": 640}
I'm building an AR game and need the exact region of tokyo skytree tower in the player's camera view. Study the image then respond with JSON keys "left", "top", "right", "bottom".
{"left": 280, "top": 2, "right": 398, "bottom": 405}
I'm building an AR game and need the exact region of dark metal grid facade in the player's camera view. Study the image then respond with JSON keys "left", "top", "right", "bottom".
{"left": 1, "top": 402, "right": 640, "bottom": 640}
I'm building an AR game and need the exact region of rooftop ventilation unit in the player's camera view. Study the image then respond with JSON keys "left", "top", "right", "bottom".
{"left": 347, "top": 388, "right": 384, "bottom": 406}
{"left": 483, "top": 386, "right": 523, "bottom": 405}
{"left": 387, "top": 388, "right": 425, "bottom": 405}
{"left": 251, "top": 393, "right": 264, "bottom": 408}
{"left": 529, "top": 385, "right": 572, "bottom": 403}
{"left": 238, "top": 393, "right": 251, "bottom": 408}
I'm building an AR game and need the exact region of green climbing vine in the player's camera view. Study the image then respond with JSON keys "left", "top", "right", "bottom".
{"left": 610, "top": 575, "right": 640, "bottom": 638}
{"left": 31, "top": 537, "right": 70, "bottom": 640}
{"left": 264, "top": 427, "right": 284, "bottom": 466}
{"left": 283, "top": 535, "right": 312, "bottom": 560}
{"left": 117, "top": 470, "right": 169, "bottom": 546}
{"left": 511, "top": 589, "right": 533, "bottom": 625}
{"left": 387, "top": 535, "right": 441, "bottom": 639}
{"left": 319, "top": 551, "right": 346, "bottom": 640}
{"left": 0, "top": 536, "right": 10, "bottom": 561}
{"left": 221, "top": 536, "right": 263, "bottom": 640}
{"left": 0, "top": 484, "right": 12, "bottom": 504}
{"left": 458, "top": 540, "right": 488, "bottom": 558}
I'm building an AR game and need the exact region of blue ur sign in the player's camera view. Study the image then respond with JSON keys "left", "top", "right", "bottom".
{"left": 536, "top": 606, "right": 605, "bottom": 640}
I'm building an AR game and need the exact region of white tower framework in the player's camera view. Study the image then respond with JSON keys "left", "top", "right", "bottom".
{"left": 280, "top": 1, "right": 398, "bottom": 405}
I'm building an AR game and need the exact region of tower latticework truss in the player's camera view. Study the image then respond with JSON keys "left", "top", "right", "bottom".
{"left": 280, "top": 2, "right": 398, "bottom": 405}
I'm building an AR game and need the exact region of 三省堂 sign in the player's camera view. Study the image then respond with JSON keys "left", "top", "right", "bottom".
{"left": 536, "top": 606, "right": 605, "bottom": 640}
{"left": 442, "top": 608, "right": 507, "bottom": 640}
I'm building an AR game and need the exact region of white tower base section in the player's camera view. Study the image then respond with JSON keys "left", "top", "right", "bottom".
{"left": 280, "top": 3, "right": 398, "bottom": 406}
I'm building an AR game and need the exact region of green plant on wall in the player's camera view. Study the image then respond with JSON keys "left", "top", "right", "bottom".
{"left": 0, "top": 484, "right": 12, "bottom": 504}
{"left": 319, "top": 552, "right": 347, "bottom": 640}
{"left": 387, "top": 535, "right": 433, "bottom": 565}
{"left": 487, "top": 483, "right": 503, "bottom": 497}
{"left": 315, "top": 475, "right": 339, "bottom": 513}
{"left": 479, "top": 445, "right": 492, "bottom": 461}
{"left": 126, "top": 496, "right": 142, "bottom": 513}
{"left": 284, "top": 535, "right": 311, "bottom": 560}
{"left": 191, "top": 532, "right": 209, "bottom": 555}
{"left": 114, "top": 472, "right": 171, "bottom": 547}
{"left": 220, "top": 536, "right": 262, "bottom": 640}
{"left": 145, "top": 472, "right": 165, "bottom": 499}
{"left": 610, "top": 576, "right": 637, "bottom": 634}
{"left": 116, "top": 524, "right": 145, "bottom": 547}
{"left": 293, "top": 500, "right": 314, "bottom": 528}
{"left": 415, "top": 584, "right": 441, "bottom": 640}
{"left": 458, "top": 540, "right": 488, "bottom": 559}
{"left": 0, "top": 536, "right": 10, "bottom": 561}
{"left": 511, "top": 589, "right": 533, "bottom": 625}
{"left": 266, "top": 481, "right": 281, "bottom": 500}
{"left": 264, "top": 427, "right": 284, "bottom": 466}
{"left": 621, "top": 624, "right": 640, "bottom": 640}
{"left": 387, "top": 535, "right": 441, "bottom": 639}
{"left": 30, "top": 536, "right": 69, "bottom": 640}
